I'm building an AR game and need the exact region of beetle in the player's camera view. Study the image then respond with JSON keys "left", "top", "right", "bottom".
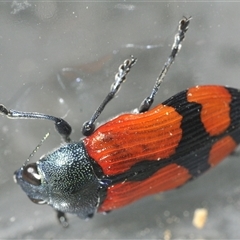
{"left": 1, "top": 17, "right": 239, "bottom": 227}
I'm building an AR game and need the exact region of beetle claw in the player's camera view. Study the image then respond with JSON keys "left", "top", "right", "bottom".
{"left": 56, "top": 210, "right": 69, "bottom": 228}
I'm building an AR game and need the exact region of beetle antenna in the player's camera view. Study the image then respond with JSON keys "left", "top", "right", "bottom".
{"left": 23, "top": 132, "right": 50, "bottom": 167}
{"left": 138, "top": 16, "right": 192, "bottom": 113}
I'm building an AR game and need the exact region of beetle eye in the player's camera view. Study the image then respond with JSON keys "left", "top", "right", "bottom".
{"left": 22, "top": 163, "right": 41, "bottom": 186}
{"left": 28, "top": 197, "right": 47, "bottom": 205}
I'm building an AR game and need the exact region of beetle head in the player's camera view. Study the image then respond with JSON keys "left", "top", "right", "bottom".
{"left": 14, "top": 142, "right": 101, "bottom": 219}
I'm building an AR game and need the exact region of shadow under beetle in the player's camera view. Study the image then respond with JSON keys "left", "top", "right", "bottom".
{"left": 3, "top": 17, "right": 239, "bottom": 227}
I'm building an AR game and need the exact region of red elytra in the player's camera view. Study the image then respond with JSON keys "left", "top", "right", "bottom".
{"left": 82, "top": 85, "right": 240, "bottom": 212}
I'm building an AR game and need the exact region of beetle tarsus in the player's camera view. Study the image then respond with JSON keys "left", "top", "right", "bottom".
{"left": 57, "top": 210, "right": 69, "bottom": 228}
{"left": 87, "top": 213, "right": 94, "bottom": 219}
{"left": 0, "top": 104, "right": 9, "bottom": 115}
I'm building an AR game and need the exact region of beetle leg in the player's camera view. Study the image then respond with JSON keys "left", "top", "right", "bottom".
{"left": 138, "top": 16, "right": 191, "bottom": 113}
{"left": 82, "top": 56, "right": 137, "bottom": 136}
{"left": 56, "top": 210, "right": 69, "bottom": 228}
{"left": 0, "top": 104, "right": 72, "bottom": 142}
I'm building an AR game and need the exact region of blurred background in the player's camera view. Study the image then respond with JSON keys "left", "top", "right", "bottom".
{"left": 0, "top": 1, "right": 240, "bottom": 239}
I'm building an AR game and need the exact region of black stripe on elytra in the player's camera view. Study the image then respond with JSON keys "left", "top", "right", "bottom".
{"left": 103, "top": 88, "right": 240, "bottom": 186}
{"left": 162, "top": 89, "right": 212, "bottom": 177}
{"left": 226, "top": 87, "right": 240, "bottom": 144}
{"left": 107, "top": 159, "right": 171, "bottom": 185}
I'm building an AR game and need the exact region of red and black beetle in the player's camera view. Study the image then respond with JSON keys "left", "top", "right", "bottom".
{"left": 1, "top": 17, "right": 239, "bottom": 227}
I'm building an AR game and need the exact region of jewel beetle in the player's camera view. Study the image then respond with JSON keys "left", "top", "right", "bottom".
{"left": 1, "top": 17, "right": 239, "bottom": 227}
